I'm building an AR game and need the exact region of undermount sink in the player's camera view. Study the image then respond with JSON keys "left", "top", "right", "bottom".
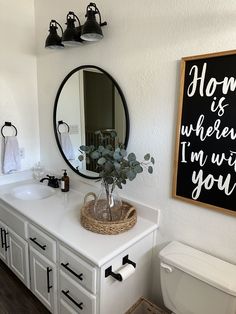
{"left": 11, "top": 183, "right": 55, "bottom": 200}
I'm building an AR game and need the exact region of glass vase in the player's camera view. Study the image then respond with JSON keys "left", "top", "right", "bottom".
{"left": 94, "top": 181, "right": 122, "bottom": 221}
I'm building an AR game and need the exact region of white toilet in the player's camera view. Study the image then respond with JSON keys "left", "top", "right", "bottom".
{"left": 159, "top": 241, "right": 236, "bottom": 314}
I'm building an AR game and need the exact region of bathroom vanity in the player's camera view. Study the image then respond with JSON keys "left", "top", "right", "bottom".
{"left": 0, "top": 178, "right": 158, "bottom": 314}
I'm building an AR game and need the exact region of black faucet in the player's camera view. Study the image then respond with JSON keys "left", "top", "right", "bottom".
{"left": 40, "top": 175, "right": 60, "bottom": 188}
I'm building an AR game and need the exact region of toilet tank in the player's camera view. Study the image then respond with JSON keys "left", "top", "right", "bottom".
{"left": 159, "top": 241, "right": 236, "bottom": 314}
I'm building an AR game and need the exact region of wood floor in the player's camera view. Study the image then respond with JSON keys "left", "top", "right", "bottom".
{"left": 0, "top": 260, "right": 50, "bottom": 314}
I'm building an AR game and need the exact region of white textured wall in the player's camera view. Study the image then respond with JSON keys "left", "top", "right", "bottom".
{"left": 0, "top": 0, "right": 39, "bottom": 173}
{"left": 35, "top": 0, "right": 236, "bottom": 305}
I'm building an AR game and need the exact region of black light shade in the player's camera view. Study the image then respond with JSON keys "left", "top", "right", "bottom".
{"left": 62, "top": 12, "right": 83, "bottom": 46}
{"left": 81, "top": 3, "right": 107, "bottom": 42}
{"left": 45, "top": 20, "right": 64, "bottom": 49}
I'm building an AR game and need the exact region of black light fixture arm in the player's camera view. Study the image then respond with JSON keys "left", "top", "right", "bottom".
{"left": 67, "top": 11, "right": 81, "bottom": 27}
{"left": 50, "top": 19, "right": 64, "bottom": 36}
{"left": 86, "top": 2, "right": 107, "bottom": 27}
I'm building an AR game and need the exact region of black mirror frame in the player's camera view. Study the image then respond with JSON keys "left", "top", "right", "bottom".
{"left": 53, "top": 65, "right": 130, "bottom": 179}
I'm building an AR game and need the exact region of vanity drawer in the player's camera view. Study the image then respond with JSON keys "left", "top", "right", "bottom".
{"left": 28, "top": 224, "right": 56, "bottom": 262}
{"left": 60, "top": 299, "right": 78, "bottom": 314}
{"left": 59, "top": 245, "right": 97, "bottom": 294}
{"left": 60, "top": 270, "right": 96, "bottom": 314}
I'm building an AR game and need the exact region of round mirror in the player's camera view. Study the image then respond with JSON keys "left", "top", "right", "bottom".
{"left": 53, "top": 65, "right": 130, "bottom": 179}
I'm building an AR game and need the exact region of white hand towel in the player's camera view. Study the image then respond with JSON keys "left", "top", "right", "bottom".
{"left": 60, "top": 133, "right": 75, "bottom": 160}
{"left": 3, "top": 136, "right": 21, "bottom": 174}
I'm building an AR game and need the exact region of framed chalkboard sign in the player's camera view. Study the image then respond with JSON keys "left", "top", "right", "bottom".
{"left": 173, "top": 50, "right": 236, "bottom": 216}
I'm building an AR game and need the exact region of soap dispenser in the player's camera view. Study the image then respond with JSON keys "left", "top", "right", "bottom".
{"left": 61, "top": 169, "right": 69, "bottom": 192}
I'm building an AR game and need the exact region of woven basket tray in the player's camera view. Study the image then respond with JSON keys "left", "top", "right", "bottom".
{"left": 125, "top": 297, "right": 169, "bottom": 314}
{"left": 80, "top": 200, "right": 137, "bottom": 235}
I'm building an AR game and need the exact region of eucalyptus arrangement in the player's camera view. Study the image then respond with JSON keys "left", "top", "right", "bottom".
{"left": 79, "top": 130, "right": 155, "bottom": 221}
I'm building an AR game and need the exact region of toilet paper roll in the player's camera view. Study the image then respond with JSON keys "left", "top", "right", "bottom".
{"left": 117, "top": 264, "right": 136, "bottom": 281}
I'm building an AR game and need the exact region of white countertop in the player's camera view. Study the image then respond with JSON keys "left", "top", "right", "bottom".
{"left": 0, "top": 179, "right": 158, "bottom": 267}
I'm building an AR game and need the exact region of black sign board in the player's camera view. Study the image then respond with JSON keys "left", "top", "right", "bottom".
{"left": 173, "top": 50, "right": 236, "bottom": 215}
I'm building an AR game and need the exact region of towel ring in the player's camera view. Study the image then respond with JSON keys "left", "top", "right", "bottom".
{"left": 57, "top": 120, "right": 70, "bottom": 134}
{"left": 1, "top": 122, "right": 18, "bottom": 138}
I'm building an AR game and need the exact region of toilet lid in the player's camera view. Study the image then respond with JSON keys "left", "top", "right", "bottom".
{"left": 159, "top": 241, "right": 236, "bottom": 296}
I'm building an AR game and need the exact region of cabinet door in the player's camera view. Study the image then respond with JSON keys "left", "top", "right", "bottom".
{"left": 0, "top": 220, "right": 8, "bottom": 264}
{"left": 30, "top": 246, "right": 57, "bottom": 313}
{"left": 8, "top": 227, "right": 30, "bottom": 288}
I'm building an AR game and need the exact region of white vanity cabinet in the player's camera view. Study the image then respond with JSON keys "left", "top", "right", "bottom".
{"left": 0, "top": 203, "right": 29, "bottom": 288}
{"left": 28, "top": 223, "right": 57, "bottom": 313}
{"left": 0, "top": 183, "right": 158, "bottom": 314}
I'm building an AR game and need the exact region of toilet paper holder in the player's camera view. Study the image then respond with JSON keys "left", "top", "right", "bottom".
{"left": 105, "top": 255, "right": 136, "bottom": 281}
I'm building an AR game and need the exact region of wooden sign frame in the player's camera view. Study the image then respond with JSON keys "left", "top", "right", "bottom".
{"left": 173, "top": 50, "right": 236, "bottom": 216}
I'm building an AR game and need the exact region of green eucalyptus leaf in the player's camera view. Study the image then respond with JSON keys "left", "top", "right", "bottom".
{"left": 90, "top": 151, "right": 100, "bottom": 159}
{"left": 113, "top": 152, "right": 122, "bottom": 161}
{"left": 114, "top": 162, "right": 121, "bottom": 170}
{"left": 144, "top": 153, "right": 150, "bottom": 161}
{"left": 131, "top": 160, "right": 139, "bottom": 167}
{"left": 151, "top": 157, "right": 155, "bottom": 164}
{"left": 148, "top": 166, "right": 153, "bottom": 174}
{"left": 78, "top": 155, "right": 84, "bottom": 161}
{"left": 128, "top": 153, "right": 136, "bottom": 161}
{"left": 104, "top": 162, "right": 113, "bottom": 172}
{"left": 127, "top": 170, "right": 136, "bottom": 181}
{"left": 98, "top": 157, "right": 106, "bottom": 165}
{"left": 105, "top": 149, "right": 114, "bottom": 157}
{"left": 101, "top": 148, "right": 110, "bottom": 156}
{"left": 106, "top": 144, "right": 113, "bottom": 150}
{"left": 117, "top": 181, "right": 123, "bottom": 189}
{"left": 98, "top": 145, "right": 105, "bottom": 152}
{"left": 80, "top": 145, "right": 89, "bottom": 152}
{"left": 134, "top": 164, "right": 143, "bottom": 173}
{"left": 122, "top": 160, "right": 129, "bottom": 167}
{"left": 120, "top": 149, "right": 127, "bottom": 157}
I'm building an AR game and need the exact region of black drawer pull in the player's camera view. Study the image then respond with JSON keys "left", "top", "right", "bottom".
{"left": 61, "top": 262, "right": 83, "bottom": 281}
{"left": 62, "top": 290, "right": 83, "bottom": 310}
{"left": 4, "top": 231, "right": 9, "bottom": 252}
{"left": 47, "top": 267, "right": 53, "bottom": 293}
{"left": 0, "top": 228, "right": 4, "bottom": 249}
{"left": 30, "top": 237, "right": 46, "bottom": 250}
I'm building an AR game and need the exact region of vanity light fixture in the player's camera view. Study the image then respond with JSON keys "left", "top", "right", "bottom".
{"left": 45, "top": 2, "right": 107, "bottom": 49}
{"left": 81, "top": 2, "right": 107, "bottom": 42}
{"left": 62, "top": 11, "right": 83, "bottom": 46}
{"left": 45, "top": 20, "right": 64, "bottom": 49}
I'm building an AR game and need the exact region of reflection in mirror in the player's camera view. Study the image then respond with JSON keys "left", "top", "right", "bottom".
{"left": 54, "top": 66, "right": 129, "bottom": 179}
